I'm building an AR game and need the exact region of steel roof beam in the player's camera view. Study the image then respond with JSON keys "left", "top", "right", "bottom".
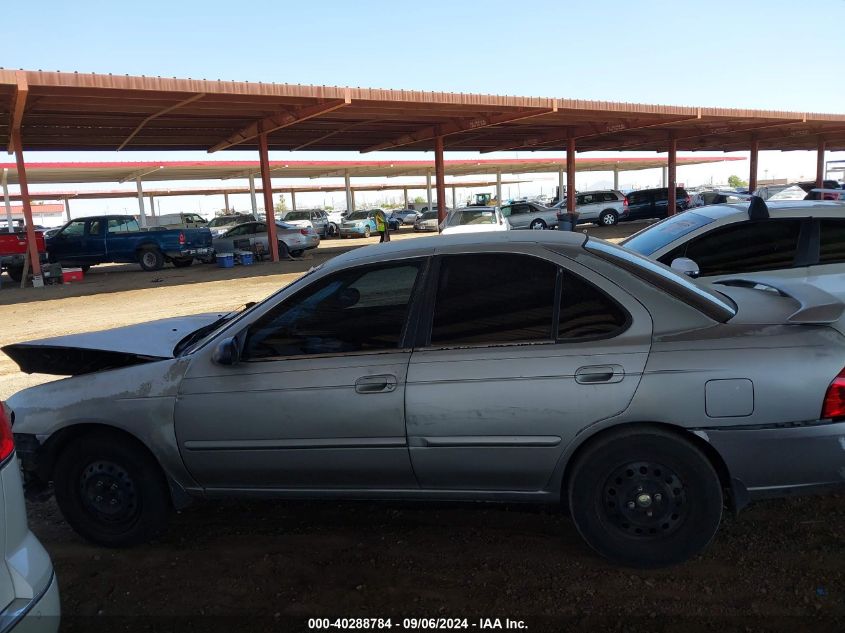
{"left": 117, "top": 93, "right": 206, "bottom": 151}
{"left": 209, "top": 97, "right": 350, "bottom": 153}
{"left": 480, "top": 116, "right": 701, "bottom": 154}
{"left": 361, "top": 106, "right": 557, "bottom": 153}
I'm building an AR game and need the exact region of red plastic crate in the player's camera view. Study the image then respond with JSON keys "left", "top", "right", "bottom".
{"left": 62, "top": 268, "right": 84, "bottom": 284}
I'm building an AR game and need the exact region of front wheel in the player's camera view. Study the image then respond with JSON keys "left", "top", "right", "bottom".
{"left": 568, "top": 427, "right": 723, "bottom": 568}
{"left": 363, "top": 226, "right": 371, "bottom": 238}
{"left": 529, "top": 219, "right": 547, "bottom": 230}
{"left": 53, "top": 433, "right": 171, "bottom": 547}
{"left": 599, "top": 210, "right": 618, "bottom": 226}
{"left": 138, "top": 248, "right": 165, "bottom": 271}
{"left": 326, "top": 223, "right": 338, "bottom": 238}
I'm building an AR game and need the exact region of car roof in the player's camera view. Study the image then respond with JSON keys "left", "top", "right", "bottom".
{"left": 692, "top": 199, "right": 845, "bottom": 221}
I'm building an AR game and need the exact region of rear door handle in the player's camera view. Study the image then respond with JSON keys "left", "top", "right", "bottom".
{"left": 575, "top": 364, "right": 624, "bottom": 384}
{"left": 355, "top": 374, "right": 398, "bottom": 394}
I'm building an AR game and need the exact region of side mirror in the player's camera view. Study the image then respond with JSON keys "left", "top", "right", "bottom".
{"left": 212, "top": 337, "right": 240, "bottom": 366}
{"left": 671, "top": 257, "right": 700, "bottom": 278}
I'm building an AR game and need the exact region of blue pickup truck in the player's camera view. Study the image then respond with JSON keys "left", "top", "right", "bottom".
{"left": 46, "top": 215, "right": 214, "bottom": 272}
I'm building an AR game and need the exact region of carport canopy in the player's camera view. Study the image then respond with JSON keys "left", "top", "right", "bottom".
{"left": 3, "top": 68, "right": 843, "bottom": 276}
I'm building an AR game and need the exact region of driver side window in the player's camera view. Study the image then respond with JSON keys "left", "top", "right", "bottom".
{"left": 243, "top": 260, "right": 423, "bottom": 360}
{"left": 62, "top": 220, "right": 86, "bottom": 237}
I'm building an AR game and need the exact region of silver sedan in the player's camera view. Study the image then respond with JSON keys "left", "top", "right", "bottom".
{"left": 5, "top": 232, "right": 845, "bottom": 568}
{"left": 212, "top": 220, "right": 319, "bottom": 258}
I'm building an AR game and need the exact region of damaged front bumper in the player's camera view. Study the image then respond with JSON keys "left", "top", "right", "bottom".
{"left": 697, "top": 420, "right": 845, "bottom": 507}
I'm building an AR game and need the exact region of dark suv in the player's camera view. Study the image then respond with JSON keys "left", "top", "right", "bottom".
{"left": 624, "top": 187, "right": 691, "bottom": 221}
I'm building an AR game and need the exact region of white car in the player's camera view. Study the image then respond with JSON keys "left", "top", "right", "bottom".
{"left": 441, "top": 207, "right": 510, "bottom": 235}
{"left": 621, "top": 199, "right": 845, "bottom": 299}
{"left": 1, "top": 404, "right": 60, "bottom": 632}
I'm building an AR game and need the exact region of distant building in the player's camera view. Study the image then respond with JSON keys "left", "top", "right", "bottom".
{"left": 2, "top": 203, "right": 65, "bottom": 227}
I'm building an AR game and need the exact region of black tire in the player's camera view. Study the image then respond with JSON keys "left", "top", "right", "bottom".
{"left": 6, "top": 266, "right": 23, "bottom": 283}
{"left": 598, "top": 210, "right": 619, "bottom": 226}
{"left": 290, "top": 249, "right": 304, "bottom": 258}
{"left": 277, "top": 241, "right": 290, "bottom": 259}
{"left": 568, "top": 426, "right": 723, "bottom": 568}
{"left": 172, "top": 258, "right": 194, "bottom": 268}
{"left": 327, "top": 223, "right": 338, "bottom": 238}
{"left": 53, "top": 433, "right": 171, "bottom": 547}
{"left": 529, "top": 219, "right": 547, "bottom": 230}
{"left": 138, "top": 248, "right": 165, "bottom": 271}
{"left": 80, "top": 265, "right": 91, "bottom": 273}
{"left": 363, "top": 226, "right": 371, "bottom": 238}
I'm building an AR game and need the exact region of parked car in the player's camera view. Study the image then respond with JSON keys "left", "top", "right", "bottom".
{"left": 207, "top": 214, "right": 256, "bottom": 237}
{"left": 1, "top": 229, "right": 47, "bottom": 282}
{"left": 500, "top": 201, "right": 558, "bottom": 230}
{"left": 339, "top": 210, "right": 377, "bottom": 238}
{"left": 552, "top": 190, "right": 628, "bottom": 226}
{"left": 392, "top": 209, "right": 420, "bottom": 225}
{"left": 280, "top": 210, "right": 330, "bottom": 238}
{"left": 1, "top": 403, "right": 60, "bottom": 631}
{"left": 621, "top": 199, "right": 845, "bottom": 299}
{"left": 441, "top": 207, "right": 510, "bottom": 234}
{"left": 690, "top": 191, "right": 748, "bottom": 207}
{"left": 46, "top": 215, "right": 214, "bottom": 272}
{"left": 152, "top": 212, "right": 208, "bottom": 229}
{"left": 212, "top": 221, "right": 319, "bottom": 258}
{"left": 6, "top": 231, "right": 845, "bottom": 568}
{"left": 413, "top": 210, "right": 440, "bottom": 232}
{"left": 386, "top": 213, "right": 403, "bottom": 231}
{"left": 623, "top": 187, "right": 691, "bottom": 221}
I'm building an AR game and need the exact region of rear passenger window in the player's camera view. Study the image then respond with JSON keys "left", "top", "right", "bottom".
{"left": 669, "top": 220, "right": 802, "bottom": 276}
{"left": 431, "top": 254, "right": 557, "bottom": 345}
{"left": 558, "top": 273, "right": 628, "bottom": 339}
{"left": 819, "top": 219, "right": 845, "bottom": 264}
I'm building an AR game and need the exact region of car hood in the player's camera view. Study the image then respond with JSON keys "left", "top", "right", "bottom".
{"left": 2, "top": 312, "right": 226, "bottom": 376}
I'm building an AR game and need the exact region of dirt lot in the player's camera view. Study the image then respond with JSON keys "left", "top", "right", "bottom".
{"left": 2, "top": 225, "right": 843, "bottom": 632}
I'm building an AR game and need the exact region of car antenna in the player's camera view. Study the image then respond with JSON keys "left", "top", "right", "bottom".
{"left": 748, "top": 195, "right": 769, "bottom": 221}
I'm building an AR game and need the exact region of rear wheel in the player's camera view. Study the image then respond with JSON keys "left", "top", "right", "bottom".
{"left": 529, "top": 219, "right": 547, "bottom": 230}
{"left": 138, "top": 248, "right": 165, "bottom": 271}
{"left": 599, "top": 210, "right": 619, "bottom": 226}
{"left": 290, "top": 250, "right": 304, "bottom": 258}
{"left": 6, "top": 266, "right": 23, "bottom": 283}
{"left": 172, "top": 258, "right": 194, "bottom": 268}
{"left": 53, "top": 433, "right": 171, "bottom": 547}
{"left": 326, "top": 223, "right": 338, "bottom": 238}
{"left": 568, "top": 426, "right": 722, "bottom": 568}
{"left": 277, "top": 241, "right": 291, "bottom": 259}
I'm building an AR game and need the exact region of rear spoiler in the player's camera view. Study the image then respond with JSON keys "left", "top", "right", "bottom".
{"left": 714, "top": 277, "right": 844, "bottom": 324}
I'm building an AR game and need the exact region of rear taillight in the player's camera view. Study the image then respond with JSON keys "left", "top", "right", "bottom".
{"left": 178, "top": 232, "right": 186, "bottom": 245}
{"left": 623, "top": 196, "right": 629, "bottom": 208}
{"left": 0, "top": 403, "right": 13, "bottom": 462}
{"left": 821, "top": 368, "right": 845, "bottom": 420}
{"left": 300, "top": 229, "right": 309, "bottom": 236}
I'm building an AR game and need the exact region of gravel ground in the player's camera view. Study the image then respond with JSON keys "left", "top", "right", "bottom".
{"left": 3, "top": 224, "right": 843, "bottom": 632}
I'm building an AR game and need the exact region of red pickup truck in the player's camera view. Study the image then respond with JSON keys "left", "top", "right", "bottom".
{"left": 0, "top": 230, "right": 47, "bottom": 282}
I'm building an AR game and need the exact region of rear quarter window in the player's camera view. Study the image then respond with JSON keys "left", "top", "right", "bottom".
{"left": 819, "top": 219, "right": 845, "bottom": 264}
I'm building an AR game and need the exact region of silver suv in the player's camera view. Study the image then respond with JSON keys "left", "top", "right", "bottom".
{"left": 552, "top": 190, "right": 627, "bottom": 226}
{"left": 0, "top": 404, "right": 59, "bottom": 632}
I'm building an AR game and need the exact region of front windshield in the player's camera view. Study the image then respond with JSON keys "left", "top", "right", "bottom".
{"left": 346, "top": 211, "right": 370, "bottom": 220}
{"left": 420, "top": 211, "right": 438, "bottom": 220}
{"left": 448, "top": 209, "right": 496, "bottom": 226}
{"left": 622, "top": 212, "right": 714, "bottom": 256}
{"left": 284, "top": 211, "right": 310, "bottom": 221}
{"left": 177, "top": 263, "right": 327, "bottom": 356}
{"left": 209, "top": 216, "right": 236, "bottom": 227}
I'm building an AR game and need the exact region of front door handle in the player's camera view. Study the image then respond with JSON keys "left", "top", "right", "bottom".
{"left": 575, "top": 364, "right": 624, "bottom": 385}
{"left": 355, "top": 374, "right": 398, "bottom": 394}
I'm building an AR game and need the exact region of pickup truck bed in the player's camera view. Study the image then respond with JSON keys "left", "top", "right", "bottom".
{"left": 0, "top": 231, "right": 47, "bottom": 282}
{"left": 46, "top": 215, "right": 214, "bottom": 272}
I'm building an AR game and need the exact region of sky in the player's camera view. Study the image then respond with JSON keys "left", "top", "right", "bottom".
{"left": 4, "top": 0, "right": 845, "bottom": 220}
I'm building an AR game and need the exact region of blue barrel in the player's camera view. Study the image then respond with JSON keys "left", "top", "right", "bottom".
{"left": 238, "top": 251, "right": 254, "bottom": 266}
{"left": 216, "top": 253, "right": 234, "bottom": 268}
